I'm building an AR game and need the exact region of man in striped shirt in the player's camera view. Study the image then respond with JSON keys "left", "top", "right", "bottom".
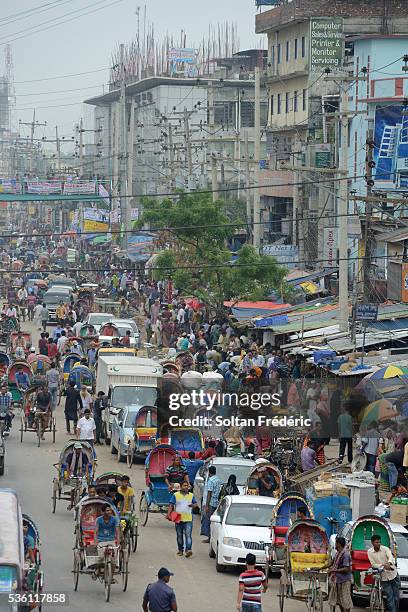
{"left": 237, "top": 553, "right": 267, "bottom": 611}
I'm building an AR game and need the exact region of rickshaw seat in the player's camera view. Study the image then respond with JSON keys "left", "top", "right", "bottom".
{"left": 290, "top": 552, "right": 328, "bottom": 572}
{"left": 82, "top": 529, "right": 95, "bottom": 546}
{"left": 275, "top": 537, "right": 286, "bottom": 546}
{"left": 351, "top": 549, "right": 371, "bottom": 572}
{"left": 274, "top": 526, "right": 288, "bottom": 536}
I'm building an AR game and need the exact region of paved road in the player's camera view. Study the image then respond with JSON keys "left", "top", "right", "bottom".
{"left": 0, "top": 320, "right": 354, "bottom": 612}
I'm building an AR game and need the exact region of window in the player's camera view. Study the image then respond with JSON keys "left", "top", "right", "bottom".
{"left": 294, "top": 38, "right": 298, "bottom": 59}
{"left": 303, "top": 88, "right": 307, "bottom": 111}
{"left": 277, "top": 43, "right": 281, "bottom": 64}
{"left": 294, "top": 90, "right": 298, "bottom": 112}
{"left": 285, "top": 92, "right": 290, "bottom": 113}
{"left": 286, "top": 40, "right": 290, "bottom": 62}
{"left": 277, "top": 93, "right": 281, "bottom": 114}
{"left": 301, "top": 36, "right": 306, "bottom": 58}
{"left": 270, "top": 95, "right": 274, "bottom": 116}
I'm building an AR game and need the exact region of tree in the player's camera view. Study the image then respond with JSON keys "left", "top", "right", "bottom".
{"left": 137, "top": 192, "right": 291, "bottom": 313}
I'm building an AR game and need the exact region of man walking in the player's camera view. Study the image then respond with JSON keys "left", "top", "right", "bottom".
{"left": 76, "top": 408, "right": 96, "bottom": 445}
{"left": 143, "top": 568, "right": 177, "bottom": 612}
{"left": 93, "top": 391, "right": 107, "bottom": 444}
{"left": 40, "top": 303, "right": 49, "bottom": 332}
{"left": 237, "top": 553, "right": 267, "bottom": 612}
{"left": 64, "top": 381, "right": 83, "bottom": 434}
{"left": 338, "top": 406, "right": 353, "bottom": 463}
{"left": 201, "top": 465, "right": 222, "bottom": 543}
{"left": 46, "top": 362, "right": 59, "bottom": 412}
{"left": 167, "top": 481, "right": 197, "bottom": 557}
{"left": 368, "top": 534, "right": 400, "bottom": 612}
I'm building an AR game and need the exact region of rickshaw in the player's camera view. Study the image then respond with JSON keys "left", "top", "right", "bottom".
{"left": 245, "top": 461, "right": 284, "bottom": 497}
{"left": 270, "top": 492, "right": 313, "bottom": 572}
{"left": 52, "top": 440, "right": 95, "bottom": 513}
{"left": 10, "top": 331, "right": 31, "bottom": 357}
{"left": 68, "top": 364, "right": 94, "bottom": 391}
{"left": 7, "top": 360, "right": 33, "bottom": 406}
{"left": 0, "top": 489, "right": 24, "bottom": 602}
{"left": 278, "top": 518, "right": 330, "bottom": 612}
{"left": 62, "top": 352, "right": 81, "bottom": 384}
{"left": 72, "top": 496, "right": 129, "bottom": 601}
{"left": 0, "top": 316, "right": 19, "bottom": 344}
{"left": 350, "top": 515, "right": 396, "bottom": 608}
{"left": 0, "top": 351, "right": 10, "bottom": 378}
{"left": 11, "top": 259, "right": 24, "bottom": 271}
{"left": 28, "top": 354, "right": 51, "bottom": 377}
{"left": 22, "top": 513, "right": 44, "bottom": 605}
{"left": 99, "top": 322, "right": 120, "bottom": 338}
{"left": 64, "top": 337, "right": 85, "bottom": 354}
{"left": 20, "top": 384, "right": 56, "bottom": 447}
{"left": 168, "top": 427, "right": 204, "bottom": 458}
{"left": 127, "top": 405, "right": 158, "bottom": 468}
{"left": 139, "top": 444, "right": 178, "bottom": 526}
{"left": 174, "top": 350, "right": 194, "bottom": 373}
{"left": 94, "top": 472, "right": 138, "bottom": 553}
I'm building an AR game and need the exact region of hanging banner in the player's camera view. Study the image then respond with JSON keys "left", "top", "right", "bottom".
{"left": 310, "top": 18, "right": 343, "bottom": 72}
{"left": 323, "top": 227, "right": 338, "bottom": 267}
{"left": 131, "top": 208, "right": 139, "bottom": 220}
{"left": 83, "top": 220, "right": 109, "bottom": 232}
{"left": 98, "top": 183, "right": 111, "bottom": 208}
{"left": 0, "top": 180, "right": 21, "bottom": 194}
{"left": 26, "top": 181, "right": 62, "bottom": 194}
{"left": 63, "top": 181, "right": 96, "bottom": 195}
{"left": 83, "top": 207, "right": 110, "bottom": 224}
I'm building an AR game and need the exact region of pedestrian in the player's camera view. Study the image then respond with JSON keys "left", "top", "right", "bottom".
{"left": 76, "top": 408, "right": 96, "bottom": 444}
{"left": 142, "top": 568, "right": 177, "bottom": 612}
{"left": 368, "top": 534, "right": 400, "bottom": 612}
{"left": 362, "top": 420, "right": 380, "bottom": 473}
{"left": 324, "top": 536, "right": 353, "bottom": 612}
{"left": 93, "top": 390, "right": 107, "bottom": 444}
{"left": 182, "top": 450, "right": 204, "bottom": 486}
{"left": 237, "top": 553, "right": 267, "bottom": 612}
{"left": 79, "top": 385, "right": 93, "bottom": 415}
{"left": 47, "top": 337, "right": 58, "bottom": 360}
{"left": 40, "top": 303, "right": 49, "bottom": 332}
{"left": 167, "top": 481, "right": 198, "bottom": 557}
{"left": 46, "top": 362, "right": 59, "bottom": 412}
{"left": 201, "top": 465, "right": 222, "bottom": 543}
{"left": 301, "top": 439, "right": 318, "bottom": 472}
{"left": 64, "top": 381, "right": 82, "bottom": 434}
{"left": 338, "top": 406, "right": 353, "bottom": 463}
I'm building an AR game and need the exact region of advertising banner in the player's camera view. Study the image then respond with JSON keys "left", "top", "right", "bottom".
{"left": 168, "top": 48, "right": 197, "bottom": 63}
{"left": 83, "top": 208, "right": 110, "bottom": 224}
{"left": 0, "top": 180, "right": 21, "bottom": 194}
{"left": 83, "top": 220, "right": 109, "bottom": 232}
{"left": 373, "top": 104, "right": 408, "bottom": 191}
{"left": 310, "top": 18, "right": 343, "bottom": 72}
{"left": 262, "top": 244, "right": 298, "bottom": 268}
{"left": 63, "top": 181, "right": 96, "bottom": 195}
{"left": 323, "top": 227, "right": 338, "bottom": 267}
{"left": 26, "top": 181, "right": 62, "bottom": 194}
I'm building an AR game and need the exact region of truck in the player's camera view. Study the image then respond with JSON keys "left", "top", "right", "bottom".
{"left": 96, "top": 355, "right": 163, "bottom": 443}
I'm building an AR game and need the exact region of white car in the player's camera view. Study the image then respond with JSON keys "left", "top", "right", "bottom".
{"left": 99, "top": 322, "right": 139, "bottom": 348}
{"left": 210, "top": 494, "right": 277, "bottom": 572}
{"left": 194, "top": 456, "right": 255, "bottom": 510}
{"left": 108, "top": 318, "right": 140, "bottom": 348}
{"left": 330, "top": 520, "right": 408, "bottom": 603}
{"left": 85, "top": 312, "right": 114, "bottom": 334}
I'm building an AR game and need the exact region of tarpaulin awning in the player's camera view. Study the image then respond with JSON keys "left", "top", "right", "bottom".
{"left": 224, "top": 301, "right": 292, "bottom": 321}
{"left": 298, "top": 281, "right": 319, "bottom": 294}
{"left": 126, "top": 233, "right": 157, "bottom": 263}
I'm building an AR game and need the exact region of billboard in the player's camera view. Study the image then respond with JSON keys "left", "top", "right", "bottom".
{"left": 373, "top": 104, "right": 408, "bottom": 191}
{"left": 323, "top": 227, "right": 337, "bottom": 267}
{"left": 310, "top": 18, "right": 343, "bottom": 72}
{"left": 262, "top": 244, "right": 298, "bottom": 268}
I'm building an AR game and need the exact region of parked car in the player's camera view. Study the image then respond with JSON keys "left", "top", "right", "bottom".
{"left": 330, "top": 520, "right": 408, "bottom": 604}
{"left": 194, "top": 456, "right": 255, "bottom": 510}
{"left": 108, "top": 318, "right": 140, "bottom": 348}
{"left": 85, "top": 312, "right": 114, "bottom": 334}
{"left": 209, "top": 494, "right": 277, "bottom": 572}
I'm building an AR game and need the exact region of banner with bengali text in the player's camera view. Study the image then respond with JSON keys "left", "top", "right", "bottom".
{"left": 26, "top": 181, "right": 62, "bottom": 194}
{"left": 63, "top": 181, "right": 96, "bottom": 195}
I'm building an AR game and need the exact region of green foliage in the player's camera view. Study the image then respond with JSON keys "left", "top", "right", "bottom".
{"left": 138, "top": 192, "right": 291, "bottom": 311}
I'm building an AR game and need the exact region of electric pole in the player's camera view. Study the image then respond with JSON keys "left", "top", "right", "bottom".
{"left": 118, "top": 43, "right": 129, "bottom": 250}
{"left": 184, "top": 107, "right": 193, "bottom": 181}
{"left": 253, "top": 66, "right": 261, "bottom": 249}
{"left": 338, "top": 79, "right": 350, "bottom": 333}
{"left": 79, "top": 117, "right": 84, "bottom": 176}
{"left": 363, "top": 133, "right": 375, "bottom": 301}
{"left": 19, "top": 110, "right": 47, "bottom": 174}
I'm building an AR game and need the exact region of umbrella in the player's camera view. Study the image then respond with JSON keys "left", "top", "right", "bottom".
{"left": 360, "top": 399, "right": 398, "bottom": 425}
{"left": 369, "top": 365, "right": 408, "bottom": 380}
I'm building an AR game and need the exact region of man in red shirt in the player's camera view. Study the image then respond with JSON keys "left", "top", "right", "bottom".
{"left": 121, "top": 330, "right": 131, "bottom": 347}
{"left": 47, "top": 338, "right": 58, "bottom": 360}
{"left": 201, "top": 439, "right": 217, "bottom": 460}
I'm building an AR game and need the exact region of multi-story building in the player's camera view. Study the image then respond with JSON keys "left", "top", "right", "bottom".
{"left": 256, "top": 0, "right": 408, "bottom": 266}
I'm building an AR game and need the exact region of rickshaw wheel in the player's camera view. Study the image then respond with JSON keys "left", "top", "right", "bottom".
{"left": 312, "top": 589, "right": 323, "bottom": 612}
{"left": 278, "top": 578, "right": 285, "bottom": 612}
{"left": 52, "top": 481, "right": 57, "bottom": 513}
{"left": 139, "top": 493, "right": 149, "bottom": 526}
{"left": 73, "top": 550, "right": 80, "bottom": 590}
{"left": 131, "top": 522, "right": 138, "bottom": 552}
{"left": 126, "top": 446, "right": 133, "bottom": 469}
{"left": 52, "top": 418, "right": 56, "bottom": 443}
{"left": 119, "top": 550, "right": 129, "bottom": 591}
{"left": 104, "top": 559, "right": 112, "bottom": 602}
{"left": 20, "top": 417, "right": 24, "bottom": 443}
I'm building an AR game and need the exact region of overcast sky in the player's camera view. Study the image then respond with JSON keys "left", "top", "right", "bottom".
{"left": 1, "top": 0, "right": 264, "bottom": 145}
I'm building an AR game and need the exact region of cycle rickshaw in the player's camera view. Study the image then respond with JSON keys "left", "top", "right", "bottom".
{"left": 8, "top": 360, "right": 33, "bottom": 406}
{"left": 270, "top": 492, "right": 313, "bottom": 572}
{"left": 22, "top": 513, "right": 44, "bottom": 606}
{"left": 20, "top": 384, "right": 56, "bottom": 447}
{"left": 278, "top": 518, "right": 330, "bottom": 612}
{"left": 94, "top": 471, "right": 138, "bottom": 553}
{"left": 139, "top": 444, "right": 178, "bottom": 527}
{"left": 72, "top": 496, "right": 129, "bottom": 601}
{"left": 52, "top": 440, "right": 95, "bottom": 513}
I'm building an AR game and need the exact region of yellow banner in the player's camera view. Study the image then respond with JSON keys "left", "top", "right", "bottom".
{"left": 83, "top": 220, "right": 109, "bottom": 232}
{"left": 28, "top": 205, "right": 35, "bottom": 215}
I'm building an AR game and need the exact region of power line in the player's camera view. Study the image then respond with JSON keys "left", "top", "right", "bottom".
{"left": 14, "top": 67, "right": 108, "bottom": 85}
{"left": 0, "top": 0, "right": 70, "bottom": 26}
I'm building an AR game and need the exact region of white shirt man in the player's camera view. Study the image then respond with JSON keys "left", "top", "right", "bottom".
{"left": 5, "top": 306, "right": 17, "bottom": 318}
{"left": 177, "top": 307, "right": 185, "bottom": 325}
{"left": 73, "top": 321, "right": 83, "bottom": 336}
{"left": 76, "top": 411, "right": 96, "bottom": 441}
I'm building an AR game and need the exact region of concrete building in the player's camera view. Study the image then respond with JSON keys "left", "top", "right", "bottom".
{"left": 255, "top": 0, "right": 408, "bottom": 267}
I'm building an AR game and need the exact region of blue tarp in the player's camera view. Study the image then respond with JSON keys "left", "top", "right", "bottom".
{"left": 255, "top": 315, "right": 289, "bottom": 328}
{"left": 127, "top": 233, "right": 156, "bottom": 263}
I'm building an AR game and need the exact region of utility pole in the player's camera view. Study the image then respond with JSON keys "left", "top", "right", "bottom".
{"left": 118, "top": 43, "right": 129, "bottom": 250}
{"left": 168, "top": 123, "right": 176, "bottom": 191}
{"left": 79, "top": 117, "right": 84, "bottom": 176}
{"left": 19, "top": 110, "right": 46, "bottom": 174}
{"left": 338, "top": 80, "right": 350, "bottom": 333}
{"left": 253, "top": 66, "right": 261, "bottom": 249}
{"left": 207, "top": 82, "right": 218, "bottom": 203}
{"left": 55, "top": 126, "right": 61, "bottom": 172}
{"left": 127, "top": 100, "right": 135, "bottom": 221}
{"left": 245, "top": 131, "right": 251, "bottom": 224}
{"left": 363, "top": 133, "right": 375, "bottom": 301}
{"left": 183, "top": 107, "right": 193, "bottom": 179}
{"left": 211, "top": 154, "right": 218, "bottom": 201}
